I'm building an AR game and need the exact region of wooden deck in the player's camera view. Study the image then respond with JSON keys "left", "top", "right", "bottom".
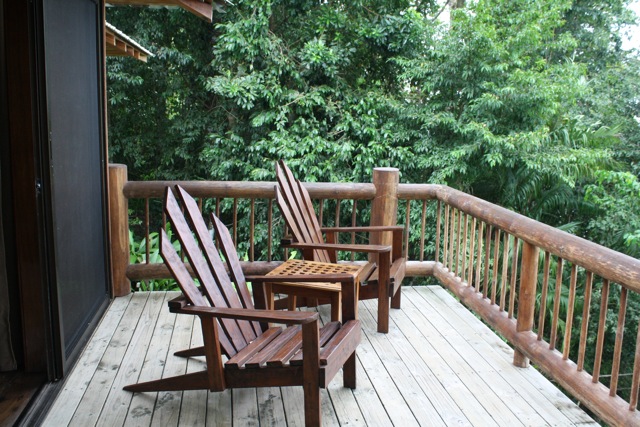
{"left": 43, "top": 286, "right": 598, "bottom": 426}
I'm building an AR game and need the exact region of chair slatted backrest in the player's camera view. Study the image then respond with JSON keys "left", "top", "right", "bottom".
{"left": 159, "top": 228, "right": 236, "bottom": 357}
{"left": 275, "top": 161, "right": 334, "bottom": 264}
{"left": 164, "top": 187, "right": 260, "bottom": 356}
{"left": 175, "top": 186, "right": 261, "bottom": 337}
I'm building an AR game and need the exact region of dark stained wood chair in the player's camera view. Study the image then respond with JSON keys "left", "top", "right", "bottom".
{"left": 275, "top": 160, "right": 406, "bottom": 333}
{"left": 124, "top": 185, "right": 361, "bottom": 427}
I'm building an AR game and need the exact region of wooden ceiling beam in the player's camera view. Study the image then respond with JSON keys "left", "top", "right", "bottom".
{"left": 105, "top": 22, "right": 153, "bottom": 62}
{"left": 176, "top": 0, "right": 213, "bottom": 21}
{"left": 106, "top": 0, "right": 215, "bottom": 22}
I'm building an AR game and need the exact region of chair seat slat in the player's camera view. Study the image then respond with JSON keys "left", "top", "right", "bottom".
{"left": 290, "top": 321, "right": 341, "bottom": 365}
{"left": 225, "top": 327, "right": 282, "bottom": 369}
{"left": 245, "top": 325, "right": 302, "bottom": 368}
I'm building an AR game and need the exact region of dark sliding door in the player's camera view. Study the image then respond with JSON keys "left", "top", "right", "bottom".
{"left": 42, "top": 0, "right": 110, "bottom": 376}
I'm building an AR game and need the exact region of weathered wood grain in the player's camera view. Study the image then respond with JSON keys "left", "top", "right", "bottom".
{"left": 44, "top": 288, "right": 597, "bottom": 426}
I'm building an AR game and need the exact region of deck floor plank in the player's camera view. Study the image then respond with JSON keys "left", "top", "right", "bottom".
{"left": 394, "top": 292, "right": 523, "bottom": 427}
{"left": 180, "top": 317, "right": 209, "bottom": 427}
{"left": 68, "top": 292, "right": 150, "bottom": 427}
{"left": 412, "top": 286, "right": 574, "bottom": 425}
{"left": 44, "top": 294, "right": 133, "bottom": 427}
{"left": 358, "top": 301, "right": 446, "bottom": 427}
{"left": 206, "top": 389, "right": 232, "bottom": 427}
{"left": 123, "top": 292, "right": 180, "bottom": 427}
{"left": 149, "top": 307, "right": 194, "bottom": 427}
{"left": 349, "top": 359, "right": 394, "bottom": 426}
{"left": 43, "top": 286, "right": 598, "bottom": 426}
{"left": 372, "top": 299, "right": 476, "bottom": 426}
{"left": 256, "top": 387, "right": 287, "bottom": 426}
{"left": 399, "top": 288, "right": 540, "bottom": 426}
{"left": 419, "top": 286, "right": 598, "bottom": 425}
{"left": 97, "top": 291, "right": 167, "bottom": 427}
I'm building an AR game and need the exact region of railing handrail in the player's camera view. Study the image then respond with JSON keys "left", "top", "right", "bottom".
{"left": 122, "top": 178, "right": 640, "bottom": 291}
{"left": 123, "top": 180, "right": 376, "bottom": 200}
{"left": 425, "top": 184, "right": 640, "bottom": 293}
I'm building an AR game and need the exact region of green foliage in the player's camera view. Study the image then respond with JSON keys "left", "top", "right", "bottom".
{"left": 129, "top": 229, "right": 180, "bottom": 291}
{"left": 585, "top": 171, "right": 640, "bottom": 257}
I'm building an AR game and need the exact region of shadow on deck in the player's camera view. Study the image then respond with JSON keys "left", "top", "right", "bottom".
{"left": 43, "top": 286, "right": 597, "bottom": 426}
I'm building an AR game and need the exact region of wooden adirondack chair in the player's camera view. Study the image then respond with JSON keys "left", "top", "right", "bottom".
{"left": 275, "top": 160, "right": 406, "bottom": 333}
{"left": 124, "top": 185, "right": 361, "bottom": 427}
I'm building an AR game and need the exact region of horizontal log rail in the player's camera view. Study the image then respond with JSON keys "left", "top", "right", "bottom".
{"left": 123, "top": 180, "right": 376, "bottom": 200}
{"left": 400, "top": 184, "right": 640, "bottom": 292}
{"left": 109, "top": 164, "right": 640, "bottom": 426}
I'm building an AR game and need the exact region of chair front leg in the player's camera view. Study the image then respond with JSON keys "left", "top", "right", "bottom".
{"left": 377, "top": 252, "right": 390, "bottom": 333}
{"left": 302, "top": 319, "right": 321, "bottom": 427}
{"left": 343, "top": 352, "right": 357, "bottom": 389}
{"left": 200, "top": 316, "right": 226, "bottom": 391}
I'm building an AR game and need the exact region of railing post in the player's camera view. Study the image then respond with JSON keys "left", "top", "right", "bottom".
{"left": 369, "top": 167, "right": 400, "bottom": 261}
{"left": 370, "top": 168, "right": 399, "bottom": 331}
{"left": 514, "top": 241, "right": 539, "bottom": 367}
{"left": 109, "top": 163, "right": 130, "bottom": 297}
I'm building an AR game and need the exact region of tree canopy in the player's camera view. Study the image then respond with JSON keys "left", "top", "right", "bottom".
{"left": 106, "top": 0, "right": 640, "bottom": 255}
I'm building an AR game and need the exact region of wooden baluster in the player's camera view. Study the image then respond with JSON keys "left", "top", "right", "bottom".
{"left": 577, "top": 271, "right": 593, "bottom": 371}
{"left": 318, "top": 199, "right": 324, "bottom": 227}
{"left": 467, "top": 217, "right": 476, "bottom": 288}
{"left": 491, "top": 229, "right": 500, "bottom": 302}
{"left": 562, "top": 264, "right": 578, "bottom": 360}
{"left": 145, "top": 198, "right": 150, "bottom": 264}
{"left": 442, "top": 204, "right": 450, "bottom": 268}
{"left": 483, "top": 225, "right": 492, "bottom": 298}
{"left": 610, "top": 286, "right": 628, "bottom": 396}
{"left": 435, "top": 201, "right": 441, "bottom": 264}
{"left": 283, "top": 222, "right": 289, "bottom": 260}
{"left": 405, "top": 200, "right": 411, "bottom": 262}
{"left": 629, "top": 316, "right": 640, "bottom": 410}
{"left": 267, "top": 199, "right": 273, "bottom": 262}
{"left": 461, "top": 213, "right": 469, "bottom": 283}
{"left": 232, "top": 198, "right": 238, "bottom": 245}
{"left": 455, "top": 210, "right": 462, "bottom": 278}
{"left": 593, "top": 279, "right": 610, "bottom": 383}
{"left": 549, "top": 258, "right": 565, "bottom": 350}
{"left": 448, "top": 208, "right": 456, "bottom": 272}
{"left": 497, "top": 233, "right": 509, "bottom": 306}
{"left": 508, "top": 238, "right": 520, "bottom": 318}
{"left": 537, "top": 251, "right": 551, "bottom": 341}
{"left": 351, "top": 200, "right": 357, "bottom": 262}
{"left": 499, "top": 235, "right": 509, "bottom": 310}
{"left": 249, "top": 198, "right": 255, "bottom": 262}
{"left": 513, "top": 241, "right": 540, "bottom": 367}
{"left": 418, "top": 200, "right": 428, "bottom": 262}
{"left": 474, "top": 222, "right": 484, "bottom": 293}
{"left": 214, "top": 198, "right": 221, "bottom": 251}
{"left": 335, "top": 199, "right": 341, "bottom": 228}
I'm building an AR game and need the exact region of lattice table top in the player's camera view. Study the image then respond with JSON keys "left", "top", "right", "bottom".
{"left": 266, "top": 259, "right": 364, "bottom": 278}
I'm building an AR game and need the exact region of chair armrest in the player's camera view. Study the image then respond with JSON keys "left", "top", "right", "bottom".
{"left": 246, "top": 273, "right": 356, "bottom": 283}
{"left": 287, "top": 242, "right": 391, "bottom": 254}
{"left": 177, "top": 305, "right": 319, "bottom": 325}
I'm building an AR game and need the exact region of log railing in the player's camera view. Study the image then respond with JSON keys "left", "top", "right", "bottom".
{"left": 109, "top": 164, "right": 640, "bottom": 426}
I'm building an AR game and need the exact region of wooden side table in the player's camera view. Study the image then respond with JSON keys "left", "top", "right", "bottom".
{"left": 263, "top": 259, "right": 365, "bottom": 322}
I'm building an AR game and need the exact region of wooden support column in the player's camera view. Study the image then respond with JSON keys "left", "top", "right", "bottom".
{"left": 109, "top": 164, "right": 130, "bottom": 296}
{"left": 514, "top": 241, "right": 539, "bottom": 367}
{"left": 370, "top": 168, "right": 399, "bottom": 331}
{"left": 369, "top": 167, "right": 399, "bottom": 260}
